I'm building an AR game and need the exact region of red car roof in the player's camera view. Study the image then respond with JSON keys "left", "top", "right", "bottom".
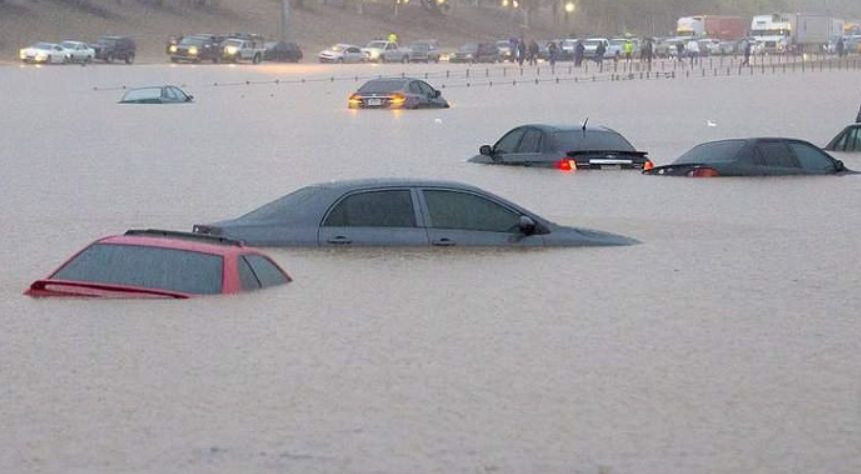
{"left": 96, "top": 234, "right": 252, "bottom": 256}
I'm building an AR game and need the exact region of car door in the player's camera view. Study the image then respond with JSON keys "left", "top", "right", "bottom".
{"left": 509, "top": 128, "right": 545, "bottom": 165}
{"left": 787, "top": 141, "right": 840, "bottom": 173}
{"left": 345, "top": 47, "right": 362, "bottom": 63}
{"left": 752, "top": 140, "right": 802, "bottom": 175}
{"left": 490, "top": 127, "right": 526, "bottom": 163}
{"left": 317, "top": 189, "right": 429, "bottom": 246}
{"left": 416, "top": 81, "right": 445, "bottom": 107}
{"left": 419, "top": 188, "right": 544, "bottom": 247}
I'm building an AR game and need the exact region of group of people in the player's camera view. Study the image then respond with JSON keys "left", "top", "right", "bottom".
{"left": 506, "top": 37, "right": 655, "bottom": 68}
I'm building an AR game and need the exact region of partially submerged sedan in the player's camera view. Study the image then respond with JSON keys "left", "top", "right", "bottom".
{"left": 825, "top": 124, "right": 861, "bottom": 152}
{"left": 193, "top": 179, "right": 637, "bottom": 247}
{"left": 348, "top": 78, "right": 449, "bottom": 109}
{"left": 25, "top": 230, "right": 291, "bottom": 299}
{"left": 469, "top": 124, "right": 651, "bottom": 170}
{"left": 119, "top": 86, "right": 193, "bottom": 104}
{"left": 644, "top": 138, "right": 852, "bottom": 177}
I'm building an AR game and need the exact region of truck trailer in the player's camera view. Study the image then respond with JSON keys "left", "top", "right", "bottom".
{"left": 676, "top": 15, "right": 748, "bottom": 41}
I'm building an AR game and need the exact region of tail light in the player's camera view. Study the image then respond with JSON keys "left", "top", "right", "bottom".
{"left": 555, "top": 158, "right": 577, "bottom": 172}
{"left": 389, "top": 93, "right": 406, "bottom": 106}
{"left": 643, "top": 160, "right": 654, "bottom": 171}
{"left": 688, "top": 167, "right": 719, "bottom": 177}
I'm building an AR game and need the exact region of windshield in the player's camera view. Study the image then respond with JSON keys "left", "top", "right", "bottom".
{"left": 674, "top": 140, "right": 747, "bottom": 164}
{"left": 459, "top": 44, "right": 478, "bottom": 52}
{"left": 584, "top": 40, "right": 603, "bottom": 47}
{"left": 610, "top": 39, "right": 626, "bottom": 46}
{"left": 180, "top": 37, "right": 206, "bottom": 46}
{"left": 358, "top": 79, "right": 407, "bottom": 94}
{"left": 60, "top": 42, "right": 79, "bottom": 48}
{"left": 751, "top": 29, "right": 790, "bottom": 37}
{"left": 223, "top": 39, "right": 242, "bottom": 47}
{"left": 410, "top": 43, "right": 430, "bottom": 52}
{"left": 52, "top": 243, "right": 224, "bottom": 295}
{"left": 98, "top": 37, "right": 118, "bottom": 45}
{"left": 553, "top": 130, "right": 635, "bottom": 152}
{"left": 33, "top": 42, "right": 54, "bottom": 49}
{"left": 366, "top": 41, "right": 387, "bottom": 49}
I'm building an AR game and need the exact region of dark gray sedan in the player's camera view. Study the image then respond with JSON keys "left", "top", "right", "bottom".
{"left": 348, "top": 78, "right": 449, "bottom": 109}
{"left": 469, "top": 124, "right": 651, "bottom": 171}
{"left": 645, "top": 138, "right": 852, "bottom": 177}
{"left": 193, "top": 179, "right": 637, "bottom": 247}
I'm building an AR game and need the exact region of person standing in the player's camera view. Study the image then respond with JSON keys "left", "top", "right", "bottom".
{"left": 528, "top": 39, "right": 539, "bottom": 66}
{"left": 742, "top": 40, "right": 752, "bottom": 66}
{"left": 686, "top": 39, "right": 699, "bottom": 66}
{"left": 387, "top": 32, "right": 398, "bottom": 44}
{"left": 675, "top": 42, "right": 684, "bottom": 61}
{"left": 595, "top": 40, "right": 606, "bottom": 65}
{"left": 517, "top": 37, "right": 527, "bottom": 66}
{"left": 623, "top": 38, "right": 634, "bottom": 63}
{"left": 836, "top": 37, "right": 845, "bottom": 57}
{"left": 548, "top": 41, "right": 558, "bottom": 67}
{"left": 574, "top": 40, "right": 585, "bottom": 67}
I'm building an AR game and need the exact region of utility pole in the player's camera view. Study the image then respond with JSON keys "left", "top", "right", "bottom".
{"left": 280, "top": 0, "right": 291, "bottom": 42}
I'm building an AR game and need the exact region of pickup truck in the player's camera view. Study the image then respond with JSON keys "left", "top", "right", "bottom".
{"left": 221, "top": 34, "right": 266, "bottom": 64}
{"left": 361, "top": 40, "right": 412, "bottom": 63}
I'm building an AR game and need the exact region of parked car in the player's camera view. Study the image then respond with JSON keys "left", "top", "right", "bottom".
{"left": 348, "top": 77, "right": 449, "bottom": 109}
{"left": 318, "top": 44, "right": 365, "bottom": 63}
{"left": 496, "top": 39, "right": 515, "bottom": 61}
{"left": 408, "top": 40, "right": 441, "bottom": 63}
{"left": 220, "top": 35, "right": 266, "bottom": 64}
{"left": 92, "top": 35, "right": 136, "bottom": 64}
{"left": 25, "top": 229, "right": 291, "bottom": 298}
{"left": 582, "top": 38, "right": 609, "bottom": 59}
{"left": 469, "top": 124, "right": 651, "bottom": 170}
{"left": 644, "top": 138, "right": 852, "bottom": 177}
{"left": 19, "top": 42, "right": 67, "bottom": 64}
{"left": 264, "top": 41, "right": 303, "bottom": 62}
{"left": 119, "top": 86, "right": 194, "bottom": 104}
{"left": 450, "top": 42, "right": 499, "bottom": 63}
{"left": 170, "top": 34, "right": 225, "bottom": 63}
{"left": 361, "top": 40, "right": 409, "bottom": 62}
{"left": 60, "top": 41, "right": 95, "bottom": 63}
{"left": 825, "top": 124, "right": 861, "bottom": 152}
{"left": 192, "top": 179, "right": 638, "bottom": 247}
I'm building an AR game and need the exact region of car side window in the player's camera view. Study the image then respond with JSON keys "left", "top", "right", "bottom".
{"left": 517, "top": 129, "right": 543, "bottom": 153}
{"left": 789, "top": 143, "right": 836, "bottom": 172}
{"left": 238, "top": 256, "right": 261, "bottom": 290}
{"left": 408, "top": 81, "right": 422, "bottom": 94}
{"left": 423, "top": 190, "right": 521, "bottom": 233}
{"left": 494, "top": 128, "right": 525, "bottom": 154}
{"left": 348, "top": 47, "right": 359, "bottom": 54}
{"left": 754, "top": 141, "right": 799, "bottom": 168}
{"left": 244, "top": 255, "right": 288, "bottom": 288}
{"left": 847, "top": 128, "right": 861, "bottom": 151}
{"left": 324, "top": 190, "right": 416, "bottom": 228}
{"left": 417, "top": 81, "right": 435, "bottom": 95}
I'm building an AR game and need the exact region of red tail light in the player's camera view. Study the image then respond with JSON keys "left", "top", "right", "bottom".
{"left": 556, "top": 158, "right": 577, "bottom": 172}
{"left": 643, "top": 160, "right": 654, "bottom": 171}
{"left": 688, "top": 167, "right": 720, "bottom": 178}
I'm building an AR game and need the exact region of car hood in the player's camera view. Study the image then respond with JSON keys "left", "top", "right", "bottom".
{"left": 545, "top": 224, "right": 639, "bottom": 246}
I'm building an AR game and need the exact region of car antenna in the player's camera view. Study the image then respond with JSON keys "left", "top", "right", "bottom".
{"left": 581, "top": 117, "right": 589, "bottom": 132}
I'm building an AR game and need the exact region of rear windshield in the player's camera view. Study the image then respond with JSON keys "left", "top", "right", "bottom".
{"left": 553, "top": 130, "right": 635, "bottom": 152}
{"left": 240, "top": 186, "right": 320, "bottom": 221}
{"left": 460, "top": 44, "right": 478, "bottom": 52}
{"left": 180, "top": 37, "right": 206, "bottom": 46}
{"left": 358, "top": 80, "right": 407, "bottom": 93}
{"left": 52, "top": 243, "right": 223, "bottom": 295}
{"left": 122, "top": 88, "right": 162, "bottom": 101}
{"left": 674, "top": 140, "right": 747, "bottom": 164}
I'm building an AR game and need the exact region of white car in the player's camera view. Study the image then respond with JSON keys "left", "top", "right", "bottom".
{"left": 19, "top": 42, "right": 68, "bottom": 64}
{"left": 60, "top": 40, "right": 95, "bottom": 63}
{"left": 318, "top": 44, "right": 365, "bottom": 63}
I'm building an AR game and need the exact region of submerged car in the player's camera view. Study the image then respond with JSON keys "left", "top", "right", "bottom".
{"left": 192, "top": 179, "right": 637, "bottom": 247}
{"left": 318, "top": 44, "right": 365, "bottom": 63}
{"left": 25, "top": 230, "right": 291, "bottom": 298}
{"left": 19, "top": 42, "right": 67, "bottom": 64}
{"left": 264, "top": 41, "right": 303, "bottom": 62}
{"left": 348, "top": 78, "right": 449, "bottom": 109}
{"left": 119, "top": 86, "right": 193, "bottom": 104}
{"left": 825, "top": 124, "right": 861, "bottom": 152}
{"left": 645, "top": 138, "right": 852, "bottom": 177}
{"left": 469, "top": 124, "right": 651, "bottom": 170}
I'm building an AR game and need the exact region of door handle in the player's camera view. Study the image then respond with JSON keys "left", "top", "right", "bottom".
{"left": 327, "top": 236, "right": 352, "bottom": 245}
{"left": 432, "top": 238, "right": 456, "bottom": 247}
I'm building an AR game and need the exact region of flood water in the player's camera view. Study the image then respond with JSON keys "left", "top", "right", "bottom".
{"left": 1, "top": 62, "right": 860, "bottom": 473}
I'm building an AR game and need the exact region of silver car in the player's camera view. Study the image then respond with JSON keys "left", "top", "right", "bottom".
{"left": 318, "top": 44, "right": 365, "bottom": 63}
{"left": 193, "top": 179, "right": 638, "bottom": 247}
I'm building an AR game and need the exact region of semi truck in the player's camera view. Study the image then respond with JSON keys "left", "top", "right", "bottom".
{"left": 751, "top": 13, "right": 844, "bottom": 53}
{"left": 676, "top": 15, "right": 748, "bottom": 41}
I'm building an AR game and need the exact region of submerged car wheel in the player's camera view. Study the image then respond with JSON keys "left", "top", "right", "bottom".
{"left": 125, "top": 53, "right": 135, "bottom": 65}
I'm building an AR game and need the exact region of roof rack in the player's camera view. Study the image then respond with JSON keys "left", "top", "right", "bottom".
{"left": 124, "top": 229, "right": 244, "bottom": 247}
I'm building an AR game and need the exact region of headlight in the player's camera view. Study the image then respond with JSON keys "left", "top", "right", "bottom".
{"left": 35, "top": 53, "right": 48, "bottom": 61}
{"left": 169, "top": 45, "right": 177, "bottom": 53}
{"left": 19, "top": 50, "right": 26, "bottom": 59}
{"left": 188, "top": 46, "right": 198, "bottom": 55}
{"left": 225, "top": 45, "right": 238, "bottom": 55}
{"left": 370, "top": 50, "right": 380, "bottom": 58}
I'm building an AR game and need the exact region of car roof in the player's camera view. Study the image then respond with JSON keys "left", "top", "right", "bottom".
{"left": 312, "top": 178, "right": 483, "bottom": 193}
{"left": 520, "top": 123, "right": 618, "bottom": 134}
{"left": 96, "top": 231, "right": 250, "bottom": 257}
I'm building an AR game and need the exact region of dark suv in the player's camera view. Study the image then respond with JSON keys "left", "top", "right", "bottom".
{"left": 170, "top": 34, "right": 226, "bottom": 63}
{"left": 93, "top": 36, "right": 136, "bottom": 64}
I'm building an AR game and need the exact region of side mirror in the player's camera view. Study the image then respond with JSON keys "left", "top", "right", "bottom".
{"left": 433, "top": 90, "right": 441, "bottom": 98}
{"left": 835, "top": 160, "right": 845, "bottom": 172}
{"left": 186, "top": 95, "right": 194, "bottom": 102}
{"left": 479, "top": 145, "right": 493, "bottom": 156}
{"left": 518, "top": 215, "right": 537, "bottom": 235}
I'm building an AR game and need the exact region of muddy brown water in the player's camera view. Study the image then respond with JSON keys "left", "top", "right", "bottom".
{"left": 1, "top": 62, "right": 860, "bottom": 473}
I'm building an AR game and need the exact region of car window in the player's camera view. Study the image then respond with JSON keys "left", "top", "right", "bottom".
{"left": 244, "top": 255, "right": 288, "bottom": 288}
{"left": 424, "top": 190, "right": 521, "bottom": 233}
{"left": 238, "top": 256, "right": 261, "bottom": 290}
{"left": 846, "top": 127, "right": 861, "bottom": 151}
{"left": 347, "top": 47, "right": 359, "bottom": 54}
{"left": 754, "top": 141, "right": 799, "bottom": 168}
{"left": 517, "top": 129, "right": 543, "bottom": 153}
{"left": 494, "top": 128, "right": 525, "bottom": 154}
{"left": 162, "top": 87, "right": 178, "bottom": 101}
{"left": 553, "top": 130, "right": 635, "bottom": 152}
{"left": 417, "top": 81, "right": 435, "bottom": 95}
{"left": 52, "top": 243, "right": 224, "bottom": 295}
{"left": 408, "top": 81, "right": 422, "bottom": 94}
{"left": 789, "top": 143, "right": 836, "bottom": 172}
{"left": 675, "top": 140, "right": 746, "bottom": 164}
{"left": 324, "top": 190, "right": 415, "bottom": 227}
